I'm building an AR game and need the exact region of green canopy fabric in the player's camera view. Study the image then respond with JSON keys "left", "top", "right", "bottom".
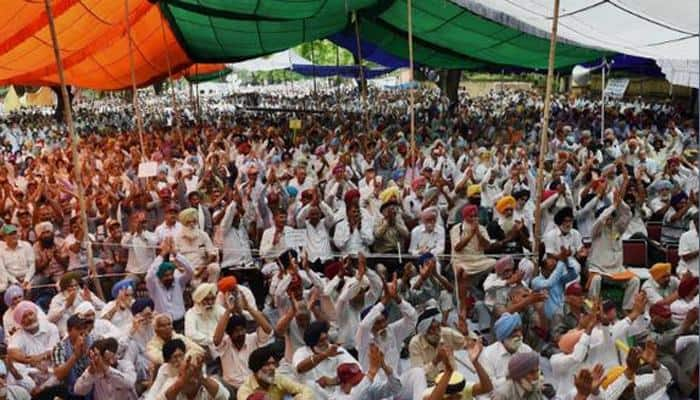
{"left": 161, "top": 0, "right": 607, "bottom": 69}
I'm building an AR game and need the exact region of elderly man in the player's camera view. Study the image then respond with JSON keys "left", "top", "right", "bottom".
{"left": 32, "top": 221, "right": 68, "bottom": 286}
{"left": 174, "top": 208, "right": 220, "bottom": 285}
{"left": 237, "top": 344, "right": 313, "bottom": 400}
{"left": 450, "top": 204, "right": 497, "bottom": 291}
{"left": 487, "top": 195, "right": 530, "bottom": 255}
{"left": 47, "top": 271, "right": 105, "bottom": 337}
{"left": 159, "top": 350, "right": 228, "bottom": 400}
{"left": 99, "top": 277, "right": 136, "bottom": 332}
{"left": 184, "top": 283, "right": 226, "bottom": 355}
{"left": 409, "top": 208, "right": 445, "bottom": 258}
{"left": 478, "top": 312, "right": 535, "bottom": 390}
{"left": 333, "top": 193, "right": 374, "bottom": 256}
{"left": 641, "top": 263, "right": 680, "bottom": 306}
{"left": 492, "top": 352, "right": 544, "bottom": 400}
{"left": 372, "top": 192, "right": 410, "bottom": 272}
{"left": 8, "top": 301, "right": 61, "bottom": 398}
{"left": 406, "top": 253, "right": 454, "bottom": 316}
{"left": 145, "top": 238, "right": 194, "bottom": 331}
{"left": 121, "top": 299, "right": 155, "bottom": 393}
{"left": 146, "top": 313, "right": 204, "bottom": 366}
{"left": 0, "top": 224, "right": 35, "bottom": 291}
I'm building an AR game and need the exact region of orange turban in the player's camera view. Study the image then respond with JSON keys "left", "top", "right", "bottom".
{"left": 495, "top": 196, "right": 516, "bottom": 215}
{"left": 217, "top": 276, "right": 237, "bottom": 293}
{"left": 649, "top": 263, "right": 671, "bottom": 282}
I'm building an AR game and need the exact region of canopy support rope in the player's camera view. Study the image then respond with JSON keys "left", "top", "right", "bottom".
{"left": 407, "top": 0, "right": 416, "bottom": 167}
{"left": 43, "top": 0, "right": 104, "bottom": 300}
{"left": 532, "top": 0, "right": 561, "bottom": 275}
{"left": 158, "top": 4, "right": 185, "bottom": 151}
{"left": 124, "top": 0, "right": 146, "bottom": 155}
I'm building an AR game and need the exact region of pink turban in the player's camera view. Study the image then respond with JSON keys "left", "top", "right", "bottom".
{"left": 494, "top": 256, "right": 514, "bottom": 275}
{"left": 13, "top": 301, "right": 36, "bottom": 325}
{"left": 411, "top": 176, "right": 427, "bottom": 191}
{"left": 462, "top": 204, "right": 478, "bottom": 220}
{"left": 558, "top": 329, "right": 584, "bottom": 354}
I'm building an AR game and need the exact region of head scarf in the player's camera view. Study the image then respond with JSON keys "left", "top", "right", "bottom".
{"left": 649, "top": 302, "right": 672, "bottom": 319}
{"left": 131, "top": 298, "right": 154, "bottom": 315}
{"left": 192, "top": 283, "right": 217, "bottom": 304}
{"left": 391, "top": 169, "right": 405, "bottom": 182}
{"left": 286, "top": 186, "right": 298, "bottom": 199}
{"left": 110, "top": 278, "right": 135, "bottom": 299}
{"left": 494, "top": 312, "right": 522, "bottom": 342}
{"left": 462, "top": 204, "right": 478, "bottom": 220}
{"left": 649, "top": 263, "right": 671, "bottom": 282}
{"left": 558, "top": 329, "right": 584, "bottom": 354}
{"left": 156, "top": 261, "right": 176, "bottom": 278}
{"left": 601, "top": 366, "right": 626, "bottom": 389}
{"left": 494, "top": 256, "right": 514, "bottom": 275}
{"left": 508, "top": 352, "right": 539, "bottom": 381}
{"left": 178, "top": 208, "right": 198, "bottom": 224}
{"left": 35, "top": 221, "right": 53, "bottom": 236}
{"left": 416, "top": 307, "right": 441, "bottom": 335}
{"left": 467, "top": 184, "right": 481, "bottom": 198}
{"left": 217, "top": 276, "right": 238, "bottom": 293}
{"left": 13, "top": 301, "right": 36, "bottom": 325}
{"left": 4, "top": 285, "right": 23, "bottom": 307}
{"left": 59, "top": 271, "right": 81, "bottom": 291}
{"left": 495, "top": 196, "right": 516, "bottom": 215}
{"left": 678, "top": 275, "right": 699, "bottom": 298}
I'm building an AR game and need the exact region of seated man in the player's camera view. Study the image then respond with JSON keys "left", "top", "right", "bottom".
{"left": 174, "top": 208, "right": 220, "bottom": 285}
{"left": 238, "top": 344, "right": 313, "bottom": 400}
{"left": 146, "top": 313, "right": 204, "bottom": 366}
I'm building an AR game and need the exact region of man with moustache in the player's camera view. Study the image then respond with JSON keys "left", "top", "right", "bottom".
{"left": 212, "top": 286, "right": 272, "bottom": 394}
{"left": 237, "top": 344, "right": 312, "bottom": 400}
{"left": 120, "top": 299, "right": 155, "bottom": 394}
{"left": 185, "top": 283, "right": 226, "bottom": 356}
{"left": 174, "top": 208, "right": 220, "bottom": 285}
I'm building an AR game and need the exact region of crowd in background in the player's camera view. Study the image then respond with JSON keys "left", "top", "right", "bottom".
{"left": 0, "top": 86, "right": 696, "bottom": 400}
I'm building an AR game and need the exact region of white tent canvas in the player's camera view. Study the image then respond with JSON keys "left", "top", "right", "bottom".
{"left": 227, "top": 49, "right": 311, "bottom": 72}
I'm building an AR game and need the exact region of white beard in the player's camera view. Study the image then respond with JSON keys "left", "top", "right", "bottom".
{"left": 500, "top": 216, "right": 514, "bottom": 233}
{"left": 180, "top": 226, "right": 198, "bottom": 241}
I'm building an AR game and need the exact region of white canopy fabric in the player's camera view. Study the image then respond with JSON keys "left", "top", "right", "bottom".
{"left": 657, "top": 59, "right": 699, "bottom": 88}
{"left": 453, "top": 0, "right": 699, "bottom": 86}
{"left": 227, "top": 50, "right": 311, "bottom": 72}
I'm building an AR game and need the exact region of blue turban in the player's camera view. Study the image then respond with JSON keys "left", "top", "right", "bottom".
{"left": 131, "top": 298, "right": 154, "bottom": 315}
{"left": 392, "top": 169, "right": 406, "bottom": 181}
{"left": 495, "top": 312, "right": 522, "bottom": 342}
{"left": 3, "top": 285, "right": 23, "bottom": 307}
{"left": 671, "top": 192, "right": 688, "bottom": 207}
{"left": 111, "top": 278, "right": 135, "bottom": 299}
{"left": 417, "top": 252, "right": 435, "bottom": 266}
{"left": 156, "top": 262, "right": 176, "bottom": 278}
{"left": 286, "top": 186, "right": 298, "bottom": 198}
{"left": 652, "top": 180, "right": 672, "bottom": 192}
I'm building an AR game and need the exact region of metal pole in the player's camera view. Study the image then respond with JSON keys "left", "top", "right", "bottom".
{"left": 43, "top": 0, "right": 104, "bottom": 300}
{"left": 311, "top": 41, "right": 318, "bottom": 96}
{"left": 531, "top": 0, "right": 561, "bottom": 274}
{"left": 353, "top": 13, "right": 369, "bottom": 133}
{"left": 407, "top": 0, "right": 416, "bottom": 167}
{"left": 601, "top": 59, "right": 606, "bottom": 139}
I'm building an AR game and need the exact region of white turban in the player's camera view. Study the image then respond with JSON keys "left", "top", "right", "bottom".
{"left": 74, "top": 301, "right": 95, "bottom": 316}
{"left": 192, "top": 283, "right": 217, "bottom": 304}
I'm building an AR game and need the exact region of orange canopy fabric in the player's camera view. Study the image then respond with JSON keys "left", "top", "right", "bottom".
{"left": 0, "top": 0, "right": 191, "bottom": 90}
{"left": 173, "top": 64, "right": 228, "bottom": 80}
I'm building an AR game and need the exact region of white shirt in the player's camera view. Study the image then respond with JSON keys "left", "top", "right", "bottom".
{"left": 98, "top": 300, "right": 133, "bottom": 333}
{"left": 587, "top": 319, "right": 631, "bottom": 371}
{"left": 332, "top": 210, "right": 374, "bottom": 256}
{"left": 121, "top": 231, "right": 158, "bottom": 274}
{"left": 216, "top": 328, "right": 270, "bottom": 387}
{"left": 332, "top": 270, "right": 383, "bottom": 349}
{"left": 47, "top": 291, "right": 105, "bottom": 337}
{"left": 297, "top": 202, "right": 335, "bottom": 263}
{"left": 259, "top": 226, "right": 293, "bottom": 260}
{"left": 408, "top": 224, "right": 446, "bottom": 256}
{"left": 551, "top": 333, "right": 591, "bottom": 397}
{"left": 292, "top": 346, "right": 359, "bottom": 399}
{"left": 184, "top": 305, "right": 226, "bottom": 351}
{"left": 670, "top": 296, "right": 698, "bottom": 325}
{"left": 155, "top": 222, "right": 182, "bottom": 244}
{"left": 8, "top": 321, "right": 60, "bottom": 389}
{"left": 543, "top": 227, "right": 583, "bottom": 256}
{"left": 0, "top": 241, "right": 35, "bottom": 289}
{"left": 219, "top": 202, "right": 253, "bottom": 268}
{"left": 677, "top": 228, "right": 698, "bottom": 276}
{"left": 477, "top": 341, "right": 534, "bottom": 392}
{"left": 174, "top": 229, "right": 217, "bottom": 269}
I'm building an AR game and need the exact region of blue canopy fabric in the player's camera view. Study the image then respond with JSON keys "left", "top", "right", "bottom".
{"left": 290, "top": 64, "right": 395, "bottom": 79}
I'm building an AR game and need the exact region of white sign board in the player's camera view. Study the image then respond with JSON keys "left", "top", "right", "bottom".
{"left": 604, "top": 78, "right": 629, "bottom": 99}
{"left": 137, "top": 161, "right": 158, "bottom": 178}
{"left": 285, "top": 229, "right": 307, "bottom": 249}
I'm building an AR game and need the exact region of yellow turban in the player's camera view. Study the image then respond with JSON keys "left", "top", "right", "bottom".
{"left": 649, "top": 263, "right": 671, "bottom": 282}
{"left": 495, "top": 196, "right": 516, "bottom": 215}
{"left": 467, "top": 184, "right": 481, "bottom": 198}
{"left": 601, "top": 366, "right": 626, "bottom": 389}
{"left": 192, "top": 283, "right": 217, "bottom": 304}
{"left": 379, "top": 186, "right": 400, "bottom": 204}
{"left": 179, "top": 208, "right": 198, "bottom": 224}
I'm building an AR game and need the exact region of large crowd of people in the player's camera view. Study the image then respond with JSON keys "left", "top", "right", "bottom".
{"left": 0, "top": 85, "right": 697, "bottom": 400}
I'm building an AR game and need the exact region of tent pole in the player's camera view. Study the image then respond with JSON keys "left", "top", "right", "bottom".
{"left": 407, "top": 0, "right": 416, "bottom": 167}
{"left": 353, "top": 13, "right": 370, "bottom": 134}
{"left": 124, "top": 0, "right": 146, "bottom": 156}
{"left": 43, "top": 0, "right": 104, "bottom": 300}
{"left": 601, "top": 59, "right": 606, "bottom": 139}
{"left": 532, "top": 0, "right": 561, "bottom": 276}
{"left": 311, "top": 41, "right": 318, "bottom": 96}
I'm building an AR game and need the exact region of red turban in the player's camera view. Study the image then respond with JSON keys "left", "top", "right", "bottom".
{"left": 678, "top": 276, "right": 699, "bottom": 298}
{"left": 462, "top": 204, "right": 478, "bottom": 220}
{"left": 344, "top": 189, "right": 361, "bottom": 205}
{"left": 217, "top": 276, "right": 238, "bottom": 293}
{"left": 649, "top": 302, "right": 672, "bottom": 319}
{"left": 565, "top": 282, "right": 584, "bottom": 296}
